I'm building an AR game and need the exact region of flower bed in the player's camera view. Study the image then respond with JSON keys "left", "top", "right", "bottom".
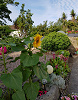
{"left": 0, "top": 34, "right": 71, "bottom": 100}
{"left": 61, "top": 93, "right": 78, "bottom": 100}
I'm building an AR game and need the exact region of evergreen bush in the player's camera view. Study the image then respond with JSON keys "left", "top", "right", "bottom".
{"left": 41, "top": 32, "right": 71, "bottom": 51}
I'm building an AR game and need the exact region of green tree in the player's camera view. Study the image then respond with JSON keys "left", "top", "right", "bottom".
{"left": 62, "top": 12, "right": 67, "bottom": 20}
{"left": 61, "top": 12, "right": 67, "bottom": 32}
{"left": 0, "top": 0, "right": 12, "bottom": 25}
{"left": 0, "top": 0, "right": 19, "bottom": 25}
{"left": 4, "top": 0, "right": 19, "bottom": 5}
{"left": 14, "top": 4, "right": 34, "bottom": 37}
{"left": 67, "top": 21, "right": 75, "bottom": 30}
{"left": 52, "top": 18, "right": 62, "bottom": 32}
{"left": 30, "top": 20, "right": 49, "bottom": 36}
{"left": 76, "top": 16, "right": 78, "bottom": 24}
{"left": 70, "top": 9, "right": 76, "bottom": 22}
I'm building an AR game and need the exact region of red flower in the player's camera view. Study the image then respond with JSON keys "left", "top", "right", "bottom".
{"left": 44, "top": 91, "right": 47, "bottom": 94}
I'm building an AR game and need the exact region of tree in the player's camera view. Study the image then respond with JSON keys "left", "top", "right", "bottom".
{"left": 30, "top": 21, "right": 49, "bottom": 36}
{"left": 0, "top": 0, "right": 19, "bottom": 25}
{"left": 76, "top": 16, "right": 78, "bottom": 22}
{"left": 67, "top": 21, "right": 75, "bottom": 30}
{"left": 14, "top": 4, "right": 34, "bottom": 37}
{"left": 62, "top": 12, "right": 67, "bottom": 20}
{"left": 61, "top": 12, "right": 67, "bottom": 32}
{"left": 3, "top": 0, "right": 19, "bottom": 5}
{"left": 70, "top": 9, "right": 76, "bottom": 21}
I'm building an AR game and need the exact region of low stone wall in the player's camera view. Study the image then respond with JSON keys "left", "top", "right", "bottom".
{"left": 68, "top": 37, "right": 78, "bottom": 49}
{"left": 67, "top": 37, "right": 78, "bottom": 54}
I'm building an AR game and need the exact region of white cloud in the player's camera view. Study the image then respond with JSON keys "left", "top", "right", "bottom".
{"left": 6, "top": 5, "right": 20, "bottom": 25}
{"left": 6, "top": 0, "right": 78, "bottom": 26}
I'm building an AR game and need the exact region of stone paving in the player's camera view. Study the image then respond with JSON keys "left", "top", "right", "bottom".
{"left": 67, "top": 55, "right": 78, "bottom": 94}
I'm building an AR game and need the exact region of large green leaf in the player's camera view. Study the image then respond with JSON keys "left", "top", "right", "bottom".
{"left": 23, "top": 37, "right": 34, "bottom": 45}
{"left": 23, "top": 82, "right": 40, "bottom": 100}
{"left": 0, "top": 88, "right": 2, "bottom": 97}
{"left": 6, "top": 42, "right": 16, "bottom": 46}
{"left": 12, "top": 90, "right": 25, "bottom": 100}
{"left": 33, "top": 65, "right": 50, "bottom": 81}
{"left": 22, "top": 68, "right": 31, "bottom": 82}
{"left": 20, "top": 52, "right": 39, "bottom": 67}
{"left": 0, "top": 40, "right": 6, "bottom": 44}
{"left": 0, "top": 41, "right": 16, "bottom": 46}
{"left": 0, "top": 69, "right": 22, "bottom": 90}
{"left": 11, "top": 45, "right": 25, "bottom": 51}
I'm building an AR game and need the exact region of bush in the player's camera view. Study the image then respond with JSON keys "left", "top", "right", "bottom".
{"left": 46, "top": 54, "right": 70, "bottom": 78}
{"left": 0, "top": 36, "right": 23, "bottom": 52}
{"left": 41, "top": 32, "right": 71, "bottom": 51}
{"left": 0, "top": 25, "right": 14, "bottom": 38}
{"left": 55, "top": 50, "right": 70, "bottom": 57}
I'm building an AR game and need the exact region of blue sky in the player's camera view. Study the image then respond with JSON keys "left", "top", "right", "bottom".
{"left": 7, "top": 0, "right": 78, "bottom": 26}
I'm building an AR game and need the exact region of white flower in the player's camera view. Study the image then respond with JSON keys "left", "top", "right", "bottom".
{"left": 47, "top": 65, "right": 53, "bottom": 74}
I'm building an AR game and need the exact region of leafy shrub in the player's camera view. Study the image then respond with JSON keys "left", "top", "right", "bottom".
{"left": 0, "top": 36, "right": 23, "bottom": 52}
{"left": 41, "top": 32, "right": 71, "bottom": 51}
{"left": 55, "top": 50, "right": 70, "bottom": 57}
{"left": 49, "top": 73, "right": 65, "bottom": 89}
{"left": 0, "top": 25, "right": 14, "bottom": 38}
{"left": 46, "top": 53, "right": 70, "bottom": 78}
{"left": 0, "top": 34, "right": 50, "bottom": 100}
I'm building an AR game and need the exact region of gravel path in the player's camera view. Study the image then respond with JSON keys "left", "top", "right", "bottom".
{"left": 0, "top": 52, "right": 21, "bottom": 73}
{"left": 0, "top": 50, "right": 54, "bottom": 73}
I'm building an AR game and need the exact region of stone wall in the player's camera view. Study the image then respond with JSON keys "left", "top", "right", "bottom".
{"left": 67, "top": 37, "right": 78, "bottom": 54}
{"left": 68, "top": 37, "right": 78, "bottom": 48}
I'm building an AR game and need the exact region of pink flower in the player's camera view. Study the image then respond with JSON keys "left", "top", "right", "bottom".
{"left": 39, "top": 91, "right": 43, "bottom": 93}
{"left": 0, "top": 47, "right": 7, "bottom": 55}
{"left": 39, "top": 91, "right": 43, "bottom": 96}
{"left": 55, "top": 65, "right": 58, "bottom": 69}
{"left": 39, "top": 93, "right": 42, "bottom": 96}
{"left": 74, "top": 95, "right": 77, "bottom": 100}
{"left": 52, "top": 54, "right": 55, "bottom": 59}
{"left": 65, "top": 96, "right": 71, "bottom": 100}
{"left": 57, "top": 54, "right": 63, "bottom": 60}
{"left": 63, "top": 57, "right": 68, "bottom": 62}
{"left": 61, "top": 96, "right": 64, "bottom": 100}
{"left": 0, "top": 47, "right": 2, "bottom": 55}
{"left": 44, "top": 91, "right": 47, "bottom": 94}
{"left": 4, "top": 47, "right": 7, "bottom": 53}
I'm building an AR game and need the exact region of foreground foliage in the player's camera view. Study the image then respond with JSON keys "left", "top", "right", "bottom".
{"left": 0, "top": 34, "right": 50, "bottom": 100}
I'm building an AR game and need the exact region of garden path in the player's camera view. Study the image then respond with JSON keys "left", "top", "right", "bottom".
{"left": 67, "top": 55, "right": 78, "bottom": 95}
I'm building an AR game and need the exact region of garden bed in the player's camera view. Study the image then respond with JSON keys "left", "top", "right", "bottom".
{"left": 0, "top": 49, "right": 72, "bottom": 100}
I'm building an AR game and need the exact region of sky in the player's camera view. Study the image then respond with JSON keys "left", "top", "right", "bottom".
{"left": 7, "top": 0, "right": 78, "bottom": 26}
